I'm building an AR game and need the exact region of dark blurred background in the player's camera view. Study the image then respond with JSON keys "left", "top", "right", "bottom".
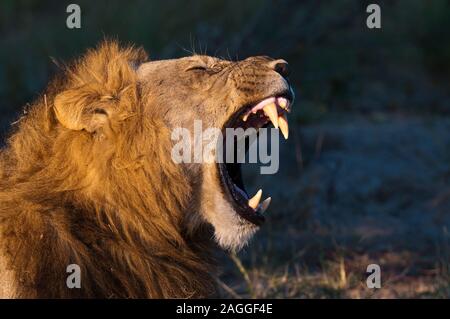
{"left": 1, "top": 0, "right": 450, "bottom": 298}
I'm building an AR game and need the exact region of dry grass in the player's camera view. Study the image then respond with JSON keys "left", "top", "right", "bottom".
{"left": 218, "top": 250, "right": 445, "bottom": 299}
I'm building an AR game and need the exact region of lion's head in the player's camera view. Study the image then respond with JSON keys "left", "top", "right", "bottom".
{"left": 0, "top": 41, "right": 295, "bottom": 297}
{"left": 136, "top": 54, "right": 294, "bottom": 250}
{"left": 48, "top": 42, "right": 293, "bottom": 252}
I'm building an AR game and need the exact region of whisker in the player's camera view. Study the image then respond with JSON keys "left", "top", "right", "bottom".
{"left": 175, "top": 42, "right": 195, "bottom": 56}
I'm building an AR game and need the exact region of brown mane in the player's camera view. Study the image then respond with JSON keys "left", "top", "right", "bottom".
{"left": 0, "top": 42, "right": 215, "bottom": 298}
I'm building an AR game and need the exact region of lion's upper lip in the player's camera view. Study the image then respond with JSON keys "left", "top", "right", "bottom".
{"left": 240, "top": 96, "right": 291, "bottom": 140}
{"left": 243, "top": 96, "right": 292, "bottom": 119}
{"left": 218, "top": 91, "right": 294, "bottom": 226}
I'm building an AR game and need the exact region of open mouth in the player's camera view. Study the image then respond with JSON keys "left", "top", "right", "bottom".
{"left": 218, "top": 92, "right": 293, "bottom": 226}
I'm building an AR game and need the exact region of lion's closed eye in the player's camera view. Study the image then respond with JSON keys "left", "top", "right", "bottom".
{"left": 185, "top": 64, "right": 208, "bottom": 72}
{"left": 185, "top": 61, "right": 223, "bottom": 74}
{"left": 0, "top": 41, "right": 294, "bottom": 298}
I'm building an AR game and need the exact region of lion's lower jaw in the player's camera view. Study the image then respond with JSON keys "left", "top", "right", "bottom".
{"left": 213, "top": 219, "right": 258, "bottom": 252}
{"left": 208, "top": 193, "right": 259, "bottom": 252}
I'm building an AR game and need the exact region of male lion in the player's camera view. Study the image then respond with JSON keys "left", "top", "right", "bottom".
{"left": 0, "top": 41, "right": 294, "bottom": 298}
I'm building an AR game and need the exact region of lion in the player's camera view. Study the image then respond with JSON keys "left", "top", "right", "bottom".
{"left": 0, "top": 41, "right": 294, "bottom": 298}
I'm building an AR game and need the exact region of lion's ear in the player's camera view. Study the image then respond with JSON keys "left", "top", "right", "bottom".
{"left": 53, "top": 87, "right": 111, "bottom": 133}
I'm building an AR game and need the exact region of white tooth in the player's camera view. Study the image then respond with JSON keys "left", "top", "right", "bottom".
{"left": 248, "top": 189, "right": 262, "bottom": 209}
{"left": 278, "top": 113, "right": 289, "bottom": 139}
{"left": 243, "top": 113, "right": 249, "bottom": 122}
{"left": 278, "top": 97, "right": 288, "bottom": 109}
{"left": 258, "top": 197, "right": 271, "bottom": 213}
{"left": 263, "top": 103, "right": 279, "bottom": 129}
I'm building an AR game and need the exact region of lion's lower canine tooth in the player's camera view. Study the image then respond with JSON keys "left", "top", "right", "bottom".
{"left": 278, "top": 113, "right": 289, "bottom": 139}
{"left": 259, "top": 197, "right": 271, "bottom": 213}
{"left": 248, "top": 189, "right": 262, "bottom": 209}
{"left": 263, "top": 103, "right": 279, "bottom": 129}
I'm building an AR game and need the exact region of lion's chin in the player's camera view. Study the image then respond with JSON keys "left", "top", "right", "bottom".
{"left": 214, "top": 222, "right": 258, "bottom": 252}
{"left": 209, "top": 193, "right": 259, "bottom": 251}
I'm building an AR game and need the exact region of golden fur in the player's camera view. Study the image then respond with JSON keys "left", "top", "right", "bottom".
{"left": 0, "top": 41, "right": 292, "bottom": 298}
{"left": 0, "top": 42, "right": 215, "bottom": 298}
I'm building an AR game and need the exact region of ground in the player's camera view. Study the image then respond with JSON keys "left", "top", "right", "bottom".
{"left": 218, "top": 113, "right": 450, "bottom": 298}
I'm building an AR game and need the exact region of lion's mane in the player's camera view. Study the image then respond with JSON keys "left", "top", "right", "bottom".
{"left": 0, "top": 42, "right": 215, "bottom": 298}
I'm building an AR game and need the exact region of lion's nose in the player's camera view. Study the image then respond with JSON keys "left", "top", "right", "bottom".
{"left": 269, "top": 59, "right": 290, "bottom": 78}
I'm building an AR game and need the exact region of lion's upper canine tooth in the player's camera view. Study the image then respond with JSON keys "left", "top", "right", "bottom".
{"left": 259, "top": 197, "right": 271, "bottom": 213}
{"left": 242, "top": 113, "right": 249, "bottom": 122}
{"left": 263, "top": 103, "right": 279, "bottom": 129}
{"left": 278, "top": 113, "right": 289, "bottom": 139}
{"left": 278, "top": 97, "right": 288, "bottom": 109}
{"left": 248, "top": 189, "right": 262, "bottom": 209}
